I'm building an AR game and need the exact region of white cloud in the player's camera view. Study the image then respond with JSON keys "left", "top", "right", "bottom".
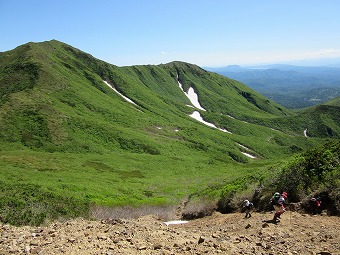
{"left": 317, "top": 48, "right": 340, "bottom": 55}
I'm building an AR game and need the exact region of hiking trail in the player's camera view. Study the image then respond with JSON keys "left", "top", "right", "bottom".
{"left": 1, "top": 211, "right": 338, "bottom": 254}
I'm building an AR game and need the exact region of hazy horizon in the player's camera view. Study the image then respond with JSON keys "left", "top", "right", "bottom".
{"left": 204, "top": 56, "right": 340, "bottom": 68}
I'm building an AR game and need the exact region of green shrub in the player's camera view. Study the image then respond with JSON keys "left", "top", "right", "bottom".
{"left": 0, "top": 181, "right": 89, "bottom": 226}
{"left": 256, "top": 141, "right": 340, "bottom": 214}
{"left": 217, "top": 174, "right": 263, "bottom": 213}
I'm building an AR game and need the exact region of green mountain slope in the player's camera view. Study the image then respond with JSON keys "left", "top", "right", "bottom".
{"left": 323, "top": 96, "right": 340, "bottom": 107}
{"left": 0, "top": 40, "right": 306, "bottom": 157}
{"left": 0, "top": 40, "right": 338, "bottom": 225}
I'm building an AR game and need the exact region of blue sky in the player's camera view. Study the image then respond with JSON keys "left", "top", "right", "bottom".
{"left": 1, "top": 0, "right": 340, "bottom": 67}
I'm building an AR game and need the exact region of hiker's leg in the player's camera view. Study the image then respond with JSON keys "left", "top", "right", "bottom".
{"left": 273, "top": 214, "right": 278, "bottom": 221}
{"left": 280, "top": 206, "right": 285, "bottom": 215}
{"left": 273, "top": 205, "right": 281, "bottom": 220}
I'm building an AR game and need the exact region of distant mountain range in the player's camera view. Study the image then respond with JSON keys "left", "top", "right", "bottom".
{"left": 205, "top": 64, "right": 340, "bottom": 108}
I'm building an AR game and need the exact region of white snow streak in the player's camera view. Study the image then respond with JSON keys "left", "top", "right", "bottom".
{"left": 103, "top": 80, "right": 137, "bottom": 106}
{"left": 237, "top": 143, "right": 249, "bottom": 150}
{"left": 237, "top": 143, "right": 256, "bottom": 159}
{"left": 177, "top": 75, "right": 232, "bottom": 133}
{"left": 163, "top": 220, "right": 189, "bottom": 226}
{"left": 241, "top": 152, "right": 256, "bottom": 159}
{"left": 104, "top": 77, "right": 258, "bottom": 159}
{"left": 177, "top": 79, "right": 206, "bottom": 111}
{"left": 190, "top": 111, "right": 232, "bottom": 134}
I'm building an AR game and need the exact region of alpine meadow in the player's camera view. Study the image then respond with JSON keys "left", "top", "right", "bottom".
{"left": 0, "top": 40, "right": 339, "bottom": 226}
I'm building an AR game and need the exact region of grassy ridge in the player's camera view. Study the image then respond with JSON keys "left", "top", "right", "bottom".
{"left": 0, "top": 40, "right": 339, "bottom": 225}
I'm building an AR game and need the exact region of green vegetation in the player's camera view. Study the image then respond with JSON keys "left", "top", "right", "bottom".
{"left": 271, "top": 141, "right": 339, "bottom": 201}
{"left": 0, "top": 40, "right": 339, "bottom": 225}
{"left": 216, "top": 141, "right": 340, "bottom": 215}
{"left": 0, "top": 180, "right": 89, "bottom": 226}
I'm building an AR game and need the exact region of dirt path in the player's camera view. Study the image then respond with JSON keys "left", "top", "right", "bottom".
{"left": 1, "top": 211, "right": 339, "bottom": 254}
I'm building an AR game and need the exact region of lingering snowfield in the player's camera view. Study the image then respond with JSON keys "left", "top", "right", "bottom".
{"left": 237, "top": 143, "right": 256, "bottom": 158}
{"left": 163, "top": 220, "right": 189, "bottom": 226}
{"left": 177, "top": 76, "right": 260, "bottom": 157}
{"left": 241, "top": 152, "right": 256, "bottom": 159}
{"left": 190, "top": 111, "right": 232, "bottom": 134}
{"left": 104, "top": 79, "right": 255, "bottom": 158}
{"left": 103, "top": 80, "right": 138, "bottom": 106}
{"left": 177, "top": 76, "right": 232, "bottom": 134}
{"left": 177, "top": 79, "right": 206, "bottom": 111}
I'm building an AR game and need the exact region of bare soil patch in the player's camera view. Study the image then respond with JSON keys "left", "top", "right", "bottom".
{"left": 1, "top": 211, "right": 339, "bottom": 254}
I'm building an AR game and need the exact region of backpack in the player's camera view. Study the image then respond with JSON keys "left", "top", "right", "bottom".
{"left": 311, "top": 197, "right": 321, "bottom": 207}
{"left": 270, "top": 192, "right": 281, "bottom": 205}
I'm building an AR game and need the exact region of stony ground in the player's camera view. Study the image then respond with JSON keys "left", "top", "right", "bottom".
{"left": 0, "top": 211, "right": 339, "bottom": 255}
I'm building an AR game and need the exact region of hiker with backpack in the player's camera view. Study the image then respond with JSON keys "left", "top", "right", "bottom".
{"left": 270, "top": 192, "right": 288, "bottom": 222}
{"left": 243, "top": 199, "right": 254, "bottom": 218}
{"left": 310, "top": 197, "right": 321, "bottom": 214}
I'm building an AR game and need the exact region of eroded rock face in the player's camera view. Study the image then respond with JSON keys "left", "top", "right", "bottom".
{"left": 0, "top": 212, "right": 339, "bottom": 254}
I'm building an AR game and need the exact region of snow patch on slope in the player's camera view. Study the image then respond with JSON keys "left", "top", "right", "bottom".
{"left": 163, "top": 220, "right": 189, "bottom": 226}
{"left": 237, "top": 143, "right": 257, "bottom": 159}
{"left": 103, "top": 80, "right": 138, "bottom": 106}
{"left": 241, "top": 152, "right": 256, "bottom": 159}
{"left": 190, "top": 111, "right": 232, "bottom": 134}
{"left": 177, "top": 79, "right": 206, "bottom": 111}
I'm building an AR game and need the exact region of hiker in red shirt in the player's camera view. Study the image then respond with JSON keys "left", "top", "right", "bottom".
{"left": 311, "top": 197, "right": 321, "bottom": 214}
{"left": 271, "top": 192, "right": 288, "bottom": 222}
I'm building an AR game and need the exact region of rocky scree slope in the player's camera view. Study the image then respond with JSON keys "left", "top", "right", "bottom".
{"left": 0, "top": 212, "right": 339, "bottom": 255}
